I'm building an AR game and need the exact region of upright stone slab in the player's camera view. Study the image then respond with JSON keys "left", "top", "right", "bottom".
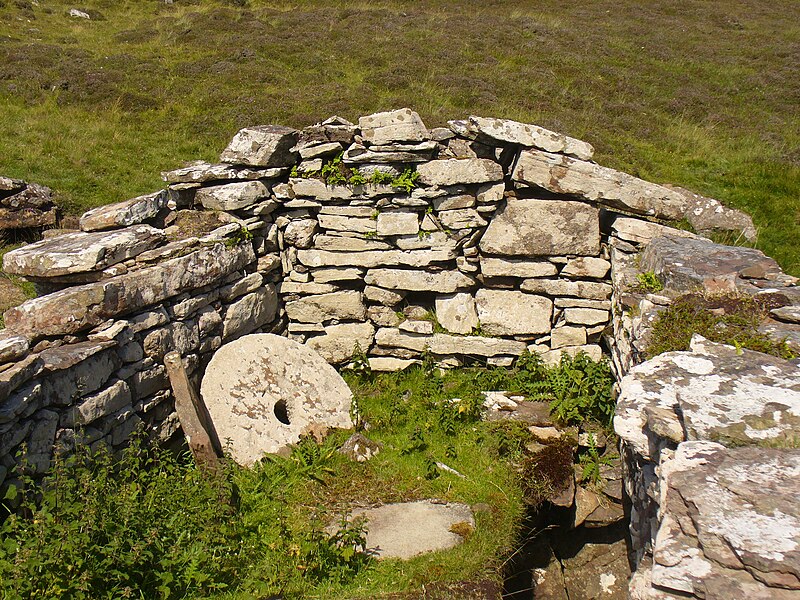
{"left": 435, "top": 293, "right": 479, "bottom": 335}
{"left": 358, "top": 108, "right": 428, "bottom": 145}
{"left": 480, "top": 198, "right": 600, "bottom": 256}
{"left": 220, "top": 125, "right": 299, "bottom": 167}
{"left": 475, "top": 289, "right": 552, "bottom": 336}
{"left": 200, "top": 334, "right": 353, "bottom": 465}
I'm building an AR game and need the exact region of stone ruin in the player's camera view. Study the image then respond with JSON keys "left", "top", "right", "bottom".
{"left": 0, "top": 108, "right": 798, "bottom": 596}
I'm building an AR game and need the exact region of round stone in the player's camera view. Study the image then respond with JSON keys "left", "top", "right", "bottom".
{"left": 200, "top": 333, "right": 353, "bottom": 465}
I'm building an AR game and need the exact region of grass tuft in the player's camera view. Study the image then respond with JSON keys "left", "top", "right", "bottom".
{"left": 646, "top": 293, "right": 797, "bottom": 359}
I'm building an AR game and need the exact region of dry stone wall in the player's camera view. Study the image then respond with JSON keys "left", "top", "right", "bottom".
{"left": 605, "top": 206, "right": 799, "bottom": 597}
{"left": 1, "top": 108, "right": 796, "bottom": 595}
{"left": 0, "top": 176, "right": 58, "bottom": 235}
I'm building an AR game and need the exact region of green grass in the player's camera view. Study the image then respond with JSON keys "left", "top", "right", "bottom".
{"left": 0, "top": 353, "right": 616, "bottom": 598}
{"left": 0, "top": 0, "right": 798, "bottom": 273}
{"left": 0, "top": 244, "right": 37, "bottom": 326}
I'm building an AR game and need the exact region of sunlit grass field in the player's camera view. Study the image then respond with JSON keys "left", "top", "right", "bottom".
{"left": 1, "top": 0, "right": 798, "bottom": 273}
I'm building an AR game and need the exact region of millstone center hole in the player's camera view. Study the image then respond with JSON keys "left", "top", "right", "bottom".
{"left": 273, "top": 398, "right": 290, "bottom": 425}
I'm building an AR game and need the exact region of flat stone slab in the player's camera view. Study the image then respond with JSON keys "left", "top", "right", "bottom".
{"left": 640, "top": 234, "right": 782, "bottom": 293}
{"left": 512, "top": 149, "right": 690, "bottom": 220}
{"left": 651, "top": 441, "right": 800, "bottom": 598}
{"left": 4, "top": 242, "right": 253, "bottom": 339}
{"left": 298, "top": 248, "right": 456, "bottom": 269}
{"left": 615, "top": 336, "right": 800, "bottom": 459}
{"left": 374, "top": 327, "right": 527, "bottom": 357}
{"left": 79, "top": 191, "right": 166, "bottom": 232}
{"left": 346, "top": 500, "right": 474, "bottom": 560}
{"left": 200, "top": 334, "right": 353, "bottom": 465}
{"left": 161, "top": 160, "right": 287, "bottom": 184}
{"left": 358, "top": 108, "right": 429, "bottom": 145}
{"left": 416, "top": 158, "right": 503, "bottom": 187}
{"left": 462, "top": 115, "right": 594, "bottom": 160}
{"left": 2, "top": 224, "right": 164, "bottom": 277}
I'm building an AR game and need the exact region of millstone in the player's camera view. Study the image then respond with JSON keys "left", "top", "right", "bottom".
{"left": 200, "top": 333, "right": 353, "bottom": 465}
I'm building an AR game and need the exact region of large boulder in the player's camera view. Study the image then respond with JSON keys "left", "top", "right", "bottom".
{"left": 651, "top": 441, "right": 800, "bottom": 599}
{"left": 615, "top": 335, "right": 800, "bottom": 592}
{"left": 479, "top": 198, "right": 600, "bottom": 256}
{"left": 615, "top": 336, "right": 800, "bottom": 462}
{"left": 200, "top": 334, "right": 354, "bottom": 464}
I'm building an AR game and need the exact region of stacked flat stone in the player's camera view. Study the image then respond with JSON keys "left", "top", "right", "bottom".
{"left": 605, "top": 217, "right": 799, "bottom": 380}
{"left": 615, "top": 336, "right": 800, "bottom": 599}
{"left": 0, "top": 176, "right": 58, "bottom": 233}
{"left": 0, "top": 108, "right": 790, "bottom": 513}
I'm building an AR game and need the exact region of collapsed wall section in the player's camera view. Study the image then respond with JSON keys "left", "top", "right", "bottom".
{"left": 0, "top": 109, "right": 762, "bottom": 505}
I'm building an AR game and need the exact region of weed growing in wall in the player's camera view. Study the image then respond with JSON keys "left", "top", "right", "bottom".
{"left": 633, "top": 271, "right": 664, "bottom": 293}
{"left": 495, "top": 351, "right": 616, "bottom": 429}
{"left": 579, "top": 434, "right": 617, "bottom": 486}
{"left": 224, "top": 224, "right": 253, "bottom": 248}
{"left": 389, "top": 167, "right": 420, "bottom": 193}
{"left": 292, "top": 153, "right": 420, "bottom": 193}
